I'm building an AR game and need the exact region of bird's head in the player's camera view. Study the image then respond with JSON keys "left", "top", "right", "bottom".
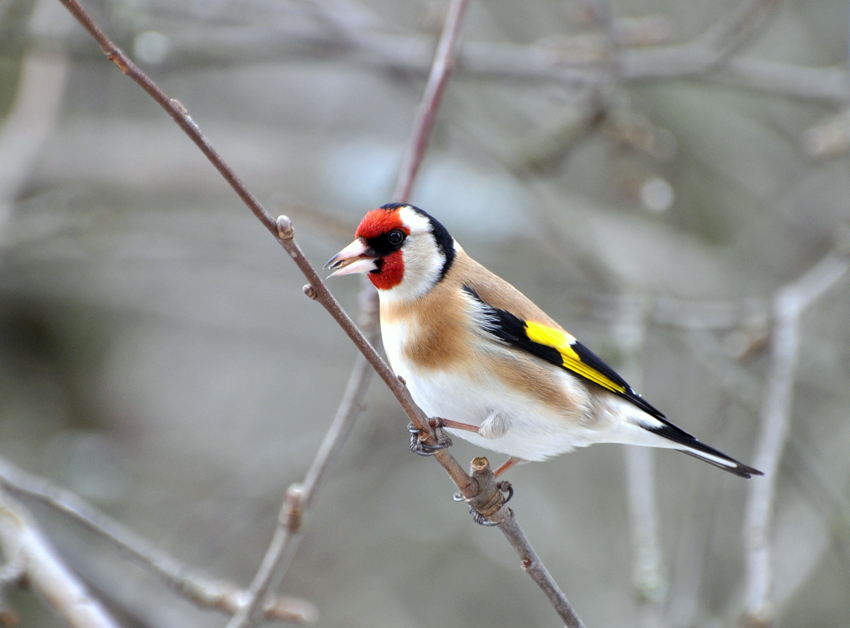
{"left": 325, "top": 203, "right": 456, "bottom": 301}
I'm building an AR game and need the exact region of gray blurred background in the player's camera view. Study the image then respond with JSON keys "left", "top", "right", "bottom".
{"left": 1, "top": 0, "right": 849, "bottom": 626}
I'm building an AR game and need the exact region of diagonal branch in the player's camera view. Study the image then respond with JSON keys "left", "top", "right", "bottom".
{"left": 0, "top": 489, "right": 119, "bottom": 628}
{"left": 56, "top": 1, "right": 586, "bottom": 626}
{"left": 0, "top": 458, "right": 316, "bottom": 624}
{"left": 392, "top": 0, "right": 469, "bottom": 203}
{"left": 224, "top": 1, "right": 469, "bottom": 613}
{"left": 223, "top": 309, "right": 381, "bottom": 628}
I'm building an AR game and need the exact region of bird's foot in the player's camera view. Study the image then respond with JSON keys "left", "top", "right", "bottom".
{"left": 453, "top": 480, "right": 513, "bottom": 526}
{"left": 408, "top": 419, "right": 453, "bottom": 456}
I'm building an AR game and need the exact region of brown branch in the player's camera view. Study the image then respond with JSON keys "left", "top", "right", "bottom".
{"left": 743, "top": 246, "right": 850, "bottom": 626}
{"left": 0, "top": 458, "right": 316, "bottom": 624}
{"left": 57, "top": 1, "right": 586, "bottom": 626}
{"left": 392, "top": 0, "right": 469, "bottom": 202}
{"left": 469, "top": 459, "right": 588, "bottom": 628}
{"left": 224, "top": 307, "right": 381, "bottom": 628}
{"left": 230, "top": 0, "right": 471, "bottom": 621}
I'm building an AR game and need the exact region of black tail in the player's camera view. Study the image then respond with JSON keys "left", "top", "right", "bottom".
{"left": 644, "top": 418, "right": 763, "bottom": 479}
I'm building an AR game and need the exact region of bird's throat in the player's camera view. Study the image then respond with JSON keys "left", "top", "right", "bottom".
{"left": 369, "top": 250, "right": 405, "bottom": 290}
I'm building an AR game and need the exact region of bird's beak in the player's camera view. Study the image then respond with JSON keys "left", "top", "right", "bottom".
{"left": 325, "top": 238, "right": 378, "bottom": 277}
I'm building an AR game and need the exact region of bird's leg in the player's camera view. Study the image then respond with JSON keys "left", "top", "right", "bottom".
{"left": 435, "top": 418, "right": 480, "bottom": 433}
{"left": 408, "top": 415, "right": 499, "bottom": 455}
{"left": 408, "top": 418, "right": 454, "bottom": 456}
{"left": 493, "top": 456, "right": 526, "bottom": 477}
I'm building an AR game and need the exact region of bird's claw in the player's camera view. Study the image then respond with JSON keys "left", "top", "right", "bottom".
{"left": 408, "top": 421, "right": 452, "bottom": 456}
{"left": 459, "top": 481, "right": 514, "bottom": 526}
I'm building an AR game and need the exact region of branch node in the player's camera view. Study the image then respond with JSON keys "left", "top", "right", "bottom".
{"left": 282, "top": 484, "right": 305, "bottom": 532}
{"left": 302, "top": 285, "right": 317, "bottom": 300}
{"left": 169, "top": 98, "right": 188, "bottom": 116}
{"left": 106, "top": 51, "right": 129, "bottom": 74}
{"left": 276, "top": 215, "right": 295, "bottom": 240}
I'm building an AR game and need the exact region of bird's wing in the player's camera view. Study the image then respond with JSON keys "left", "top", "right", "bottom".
{"left": 462, "top": 285, "right": 668, "bottom": 422}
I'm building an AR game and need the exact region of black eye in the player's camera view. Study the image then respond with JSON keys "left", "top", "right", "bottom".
{"left": 387, "top": 229, "right": 405, "bottom": 246}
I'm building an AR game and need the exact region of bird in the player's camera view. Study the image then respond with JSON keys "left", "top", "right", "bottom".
{"left": 326, "top": 202, "right": 762, "bottom": 479}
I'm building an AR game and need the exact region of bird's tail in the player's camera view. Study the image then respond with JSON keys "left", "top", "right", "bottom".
{"left": 640, "top": 416, "right": 763, "bottom": 479}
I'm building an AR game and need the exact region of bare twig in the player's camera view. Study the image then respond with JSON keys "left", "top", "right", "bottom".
{"left": 615, "top": 297, "right": 668, "bottom": 628}
{"left": 56, "top": 1, "right": 587, "bottom": 625}
{"left": 464, "top": 459, "right": 588, "bottom": 628}
{"left": 0, "top": 0, "right": 71, "bottom": 244}
{"left": 743, "top": 248, "right": 850, "bottom": 626}
{"left": 228, "top": 0, "right": 470, "bottom": 621}
{"left": 499, "top": 510, "right": 588, "bottom": 628}
{"left": 0, "top": 458, "right": 316, "bottom": 624}
{"left": 696, "top": 0, "right": 780, "bottom": 64}
{"left": 0, "top": 489, "right": 119, "bottom": 628}
{"left": 392, "top": 0, "right": 469, "bottom": 202}
{"left": 224, "top": 296, "right": 380, "bottom": 628}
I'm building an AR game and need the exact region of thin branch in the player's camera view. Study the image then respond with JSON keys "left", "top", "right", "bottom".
{"left": 615, "top": 297, "right": 668, "bottom": 628}
{"left": 0, "top": 458, "right": 316, "bottom": 624}
{"left": 0, "top": 489, "right": 119, "bottom": 628}
{"left": 696, "top": 0, "right": 780, "bottom": 64}
{"left": 499, "top": 510, "right": 587, "bottom": 628}
{"left": 229, "top": 1, "right": 470, "bottom": 623}
{"left": 392, "top": 0, "right": 469, "bottom": 202}
{"left": 224, "top": 301, "right": 380, "bottom": 628}
{"left": 743, "top": 248, "right": 850, "bottom": 626}
{"left": 0, "top": 0, "right": 71, "bottom": 243}
{"left": 466, "top": 459, "right": 588, "bottom": 628}
{"left": 56, "top": 1, "right": 587, "bottom": 626}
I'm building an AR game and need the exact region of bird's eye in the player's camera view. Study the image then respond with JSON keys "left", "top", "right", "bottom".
{"left": 387, "top": 229, "right": 405, "bottom": 246}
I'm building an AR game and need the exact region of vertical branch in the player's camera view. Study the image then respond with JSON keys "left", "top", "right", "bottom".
{"left": 392, "top": 0, "right": 469, "bottom": 203}
{"left": 0, "top": 0, "right": 72, "bottom": 239}
{"left": 617, "top": 297, "right": 668, "bottom": 628}
{"left": 743, "top": 251, "right": 849, "bottom": 626}
{"left": 224, "top": 303, "right": 380, "bottom": 628}
{"left": 228, "top": 2, "right": 468, "bottom": 625}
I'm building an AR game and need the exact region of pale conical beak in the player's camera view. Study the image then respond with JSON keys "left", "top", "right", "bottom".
{"left": 325, "top": 238, "right": 378, "bottom": 277}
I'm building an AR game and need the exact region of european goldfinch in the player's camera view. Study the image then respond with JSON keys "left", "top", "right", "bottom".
{"left": 326, "top": 203, "right": 762, "bottom": 479}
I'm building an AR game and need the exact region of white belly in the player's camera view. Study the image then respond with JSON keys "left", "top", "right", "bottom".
{"left": 381, "top": 320, "right": 615, "bottom": 461}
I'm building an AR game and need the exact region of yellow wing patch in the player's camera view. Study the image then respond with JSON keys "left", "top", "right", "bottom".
{"left": 524, "top": 321, "right": 628, "bottom": 395}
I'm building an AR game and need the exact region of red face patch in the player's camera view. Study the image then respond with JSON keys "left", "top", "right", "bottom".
{"left": 355, "top": 207, "right": 409, "bottom": 291}
{"left": 369, "top": 250, "right": 404, "bottom": 290}
{"left": 355, "top": 208, "right": 406, "bottom": 240}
